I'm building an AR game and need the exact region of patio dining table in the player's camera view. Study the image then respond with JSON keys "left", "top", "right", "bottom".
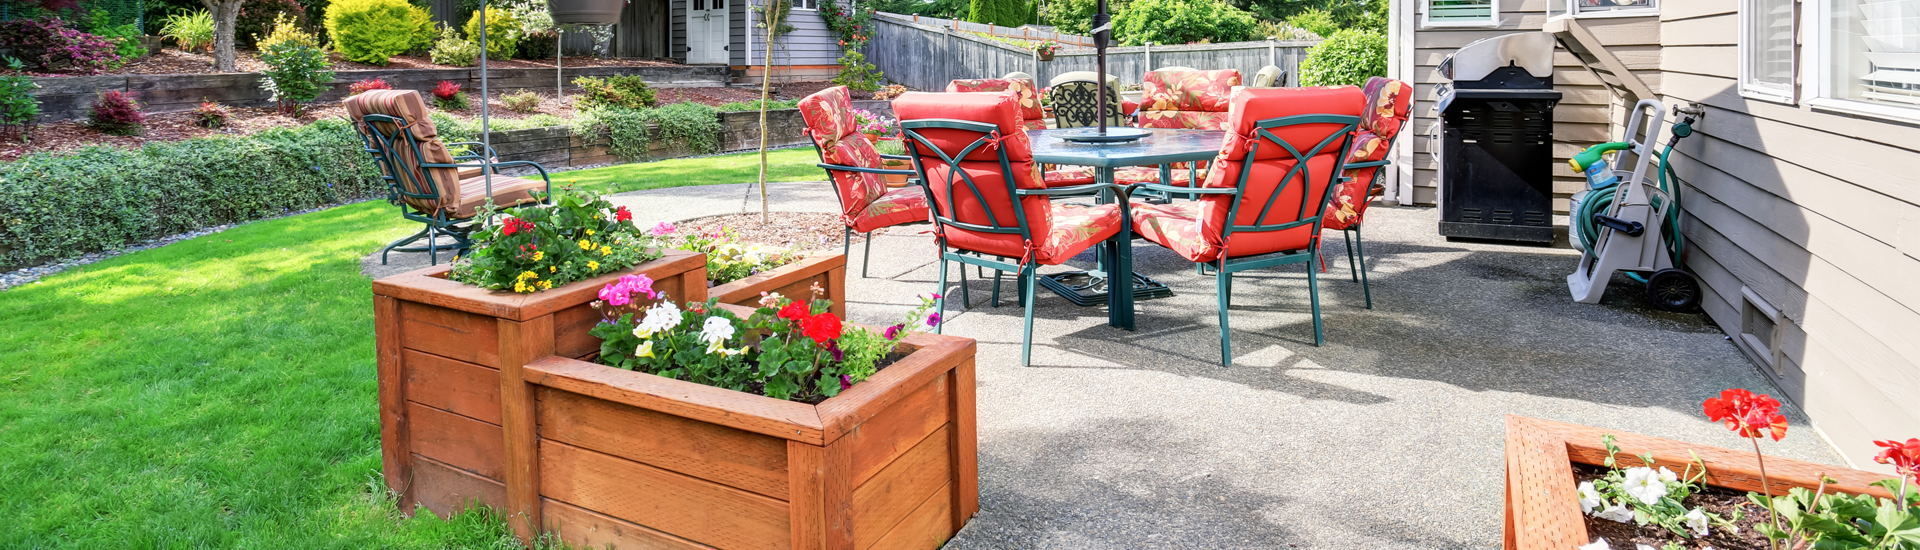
{"left": 1027, "top": 127, "right": 1227, "bottom": 331}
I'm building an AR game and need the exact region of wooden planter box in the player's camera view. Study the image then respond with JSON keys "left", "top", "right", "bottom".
{"left": 1503, "top": 416, "right": 1901, "bottom": 550}
{"left": 374, "top": 250, "right": 981, "bottom": 549}
{"left": 710, "top": 253, "right": 849, "bottom": 319}
{"left": 370, "top": 250, "right": 708, "bottom": 520}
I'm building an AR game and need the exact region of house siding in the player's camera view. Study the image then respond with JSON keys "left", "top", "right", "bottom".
{"left": 1408, "top": 0, "right": 1660, "bottom": 210}
{"left": 746, "top": 9, "right": 843, "bottom": 67}
{"left": 1654, "top": 0, "right": 1920, "bottom": 470}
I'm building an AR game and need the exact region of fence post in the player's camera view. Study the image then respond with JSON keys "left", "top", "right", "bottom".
{"left": 1268, "top": 37, "right": 1276, "bottom": 67}
{"left": 1145, "top": 42, "right": 1152, "bottom": 71}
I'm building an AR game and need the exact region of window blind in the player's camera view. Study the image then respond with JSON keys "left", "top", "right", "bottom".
{"left": 1428, "top": 0, "right": 1495, "bottom": 24}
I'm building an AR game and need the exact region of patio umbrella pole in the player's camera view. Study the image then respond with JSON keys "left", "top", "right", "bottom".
{"left": 1092, "top": 0, "right": 1109, "bottom": 135}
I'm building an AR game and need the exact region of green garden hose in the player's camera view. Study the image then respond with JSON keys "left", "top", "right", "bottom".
{"left": 1570, "top": 118, "right": 1694, "bottom": 283}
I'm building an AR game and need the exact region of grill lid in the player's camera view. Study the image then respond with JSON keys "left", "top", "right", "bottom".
{"left": 1438, "top": 32, "right": 1556, "bottom": 83}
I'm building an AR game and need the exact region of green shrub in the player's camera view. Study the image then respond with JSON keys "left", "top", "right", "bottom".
{"left": 0, "top": 75, "right": 39, "bottom": 137}
{"left": 259, "top": 41, "right": 334, "bottom": 115}
{"left": 428, "top": 24, "right": 479, "bottom": 66}
{"left": 256, "top": 12, "right": 321, "bottom": 50}
{"left": 0, "top": 119, "right": 384, "bottom": 267}
{"left": 573, "top": 102, "right": 722, "bottom": 161}
{"left": 500, "top": 91, "right": 542, "bottom": 112}
{"left": 1040, "top": 0, "right": 1129, "bottom": 36}
{"left": 967, "top": 0, "right": 1030, "bottom": 27}
{"left": 515, "top": 28, "right": 557, "bottom": 60}
{"left": 408, "top": 5, "right": 437, "bottom": 52}
{"left": 572, "top": 75, "right": 656, "bottom": 110}
{"left": 1111, "top": 0, "right": 1257, "bottom": 46}
{"left": 324, "top": 0, "right": 418, "bottom": 64}
{"left": 463, "top": 7, "right": 519, "bottom": 60}
{"left": 161, "top": 10, "right": 215, "bottom": 52}
{"left": 86, "top": 9, "right": 147, "bottom": 59}
{"left": 831, "top": 50, "right": 884, "bottom": 92}
{"left": 715, "top": 99, "right": 799, "bottom": 112}
{"left": 1284, "top": 8, "right": 1338, "bottom": 39}
{"left": 1298, "top": 28, "right": 1386, "bottom": 87}
{"left": 234, "top": 0, "right": 309, "bottom": 49}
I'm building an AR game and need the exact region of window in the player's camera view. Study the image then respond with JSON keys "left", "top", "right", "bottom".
{"left": 793, "top": 0, "right": 817, "bottom": 10}
{"left": 1424, "top": 0, "right": 1498, "bottom": 27}
{"left": 1548, "top": 0, "right": 1659, "bottom": 19}
{"left": 1740, "top": 0, "right": 1798, "bottom": 103}
{"left": 1813, "top": 0, "right": 1920, "bottom": 120}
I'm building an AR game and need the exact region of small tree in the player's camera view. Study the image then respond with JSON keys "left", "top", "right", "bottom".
{"left": 203, "top": 0, "right": 244, "bottom": 72}
{"left": 259, "top": 40, "right": 334, "bottom": 115}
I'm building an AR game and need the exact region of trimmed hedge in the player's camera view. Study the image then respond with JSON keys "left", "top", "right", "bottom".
{"left": 0, "top": 119, "right": 384, "bottom": 267}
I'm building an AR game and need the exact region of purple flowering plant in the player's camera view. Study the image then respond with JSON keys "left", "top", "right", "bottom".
{"left": 0, "top": 17, "right": 122, "bottom": 74}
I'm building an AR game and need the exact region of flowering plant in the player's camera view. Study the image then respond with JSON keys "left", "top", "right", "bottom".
{"left": 589, "top": 285, "right": 938, "bottom": 402}
{"left": 448, "top": 188, "right": 661, "bottom": 293}
{"left": 430, "top": 80, "right": 467, "bottom": 110}
{"left": 193, "top": 100, "right": 229, "bottom": 128}
{"left": 0, "top": 17, "right": 122, "bottom": 74}
{"left": 1030, "top": 39, "right": 1060, "bottom": 55}
{"left": 659, "top": 224, "right": 806, "bottom": 286}
{"left": 1577, "top": 434, "right": 1739, "bottom": 541}
{"left": 852, "top": 109, "right": 898, "bottom": 139}
{"left": 872, "top": 84, "right": 909, "bottom": 101}
{"left": 348, "top": 78, "right": 393, "bottom": 96}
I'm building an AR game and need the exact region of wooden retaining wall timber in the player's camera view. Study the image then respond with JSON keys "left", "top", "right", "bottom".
{"left": 476, "top": 108, "right": 812, "bottom": 173}
{"left": 29, "top": 65, "right": 729, "bottom": 123}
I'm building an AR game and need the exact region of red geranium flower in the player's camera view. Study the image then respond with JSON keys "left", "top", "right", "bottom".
{"left": 1874, "top": 438, "right": 1920, "bottom": 479}
{"left": 615, "top": 206, "right": 632, "bottom": 222}
{"left": 779, "top": 301, "right": 811, "bottom": 322}
{"left": 802, "top": 313, "right": 843, "bottom": 345}
{"left": 1703, "top": 388, "right": 1789, "bottom": 442}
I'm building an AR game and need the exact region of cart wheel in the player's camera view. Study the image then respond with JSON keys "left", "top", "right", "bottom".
{"left": 1645, "top": 269, "right": 1700, "bottom": 312}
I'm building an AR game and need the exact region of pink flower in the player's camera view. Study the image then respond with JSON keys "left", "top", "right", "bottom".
{"left": 651, "top": 222, "right": 676, "bottom": 236}
{"left": 840, "top": 374, "right": 853, "bottom": 390}
{"left": 597, "top": 274, "right": 657, "bottom": 307}
{"left": 925, "top": 312, "right": 941, "bottom": 327}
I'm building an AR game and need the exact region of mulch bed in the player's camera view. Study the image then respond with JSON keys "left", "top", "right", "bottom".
{"left": 0, "top": 82, "right": 836, "bottom": 161}
{"left": 2, "top": 48, "right": 681, "bottom": 77}
{"left": 1574, "top": 463, "right": 1778, "bottom": 549}
{"left": 671, "top": 213, "right": 856, "bottom": 253}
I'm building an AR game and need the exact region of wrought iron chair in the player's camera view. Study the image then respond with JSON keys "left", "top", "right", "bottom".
{"left": 347, "top": 90, "right": 551, "bottom": 265}
{"left": 1046, "top": 79, "right": 1129, "bottom": 129}
{"left": 1127, "top": 86, "right": 1364, "bottom": 365}
{"left": 946, "top": 78, "right": 1098, "bottom": 189}
{"left": 798, "top": 85, "right": 932, "bottom": 278}
{"left": 895, "top": 90, "right": 1129, "bottom": 366}
{"left": 1321, "top": 76, "right": 1413, "bottom": 309}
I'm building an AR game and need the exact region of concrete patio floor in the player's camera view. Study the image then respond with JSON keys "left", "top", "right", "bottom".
{"left": 366, "top": 182, "right": 1848, "bottom": 549}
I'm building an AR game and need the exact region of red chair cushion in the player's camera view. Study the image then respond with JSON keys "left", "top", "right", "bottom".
{"left": 1136, "top": 69, "right": 1241, "bottom": 131}
{"left": 850, "top": 186, "right": 931, "bottom": 233}
{"left": 1359, "top": 76, "right": 1413, "bottom": 139}
{"left": 947, "top": 78, "right": 1047, "bottom": 130}
{"left": 1036, "top": 203, "right": 1122, "bottom": 265}
{"left": 1043, "top": 169, "right": 1096, "bottom": 187}
{"left": 800, "top": 86, "right": 894, "bottom": 226}
{"left": 1325, "top": 77, "right": 1411, "bottom": 230}
{"left": 894, "top": 91, "right": 1037, "bottom": 163}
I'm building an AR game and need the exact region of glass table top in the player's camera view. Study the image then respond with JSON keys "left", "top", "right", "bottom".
{"left": 1027, "top": 128, "right": 1227, "bottom": 167}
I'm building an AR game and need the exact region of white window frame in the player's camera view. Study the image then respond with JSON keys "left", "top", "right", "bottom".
{"left": 1422, "top": 0, "right": 1500, "bottom": 28}
{"left": 1548, "top": 0, "right": 1659, "bottom": 20}
{"left": 1739, "top": 0, "right": 1799, "bottom": 104}
{"left": 1806, "top": 0, "right": 1920, "bottom": 124}
{"left": 793, "top": 0, "right": 817, "bottom": 11}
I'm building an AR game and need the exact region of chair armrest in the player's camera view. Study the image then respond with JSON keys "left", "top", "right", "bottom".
{"left": 818, "top": 162, "right": 917, "bottom": 176}
{"left": 444, "top": 141, "right": 502, "bottom": 159}
{"left": 879, "top": 153, "right": 913, "bottom": 161}
{"left": 1344, "top": 159, "right": 1390, "bottom": 170}
{"left": 1126, "top": 182, "right": 1238, "bottom": 196}
{"left": 1016, "top": 182, "right": 1125, "bottom": 197}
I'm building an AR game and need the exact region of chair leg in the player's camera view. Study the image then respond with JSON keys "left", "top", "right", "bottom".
{"left": 1355, "top": 225, "right": 1372, "bottom": 309}
{"left": 1344, "top": 229, "right": 1359, "bottom": 282}
{"left": 862, "top": 232, "right": 873, "bottom": 278}
{"left": 382, "top": 226, "right": 430, "bottom": 265}
{"left": 1216, "top": 266, "right": 1233, "bottom": 367}
{"left": 992, "top": 270, "right": 1003, "bottom": 308}
{"left": 1020, "top": 264, "right": 1038, "bottom": 366}
{"left": 1309, "top": 245, "right": 1325, "bottom": 346}
{"left": 935, "top": 257, "right": 948, "bottom": 335}
{"left": 427, "top": 225, "right": 440, "bottom": 265}
{"left": 959, "top": 261, "right": 972, "bottom": 308}
{"left": 843, "top": 227, "right": 852, "bottom": 259}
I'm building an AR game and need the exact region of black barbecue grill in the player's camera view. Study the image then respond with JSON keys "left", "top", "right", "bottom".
{"left": 1435, "top": 32, "right": 1562, "bottom": 244}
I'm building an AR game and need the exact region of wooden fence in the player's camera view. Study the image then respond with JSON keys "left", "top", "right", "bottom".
{"left": 884, "top": 13, "right": 1096, "bottom": 47}
{"left": 864, "top": 12, "right": 1318, "bottom": 92}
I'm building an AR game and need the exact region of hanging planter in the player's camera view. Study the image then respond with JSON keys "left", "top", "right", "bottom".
{"left": 547, "top": 0, "right": 626, "bottom": 25}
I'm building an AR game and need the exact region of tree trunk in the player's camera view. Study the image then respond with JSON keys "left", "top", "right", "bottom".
{"left": 757, "top": 0, "right": 782, "bottom": 223}
{"left": 204, "top": 0, "right": 243, "bottom": 72}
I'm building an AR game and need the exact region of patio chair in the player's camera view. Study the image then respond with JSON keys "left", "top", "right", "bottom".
{"left": 347, "top": 89, "right": 551, "bottom": 265}
{"left": 1047, "top": 78, "right": 1129, "bottom": 129}
{"left": 799, "top": 85, "right": 933, "bottom": 278}
{"left": 1251, "top": 65, "right": 1286, "bottom": 88}
{"left": 1321, "top": 76, "right": 1413, "bottom": 309}
{"left": 946, "top": 78, "right": 1098, "bottom": 189}
{"left": 1127, "top": 85, "right": 1364, "bottom": 364}
{"left": 1117, "top": 69, "right": 1242, "bottom": 190}
{"left": 894, "top": 90, "right": 1128, "bottom": 366}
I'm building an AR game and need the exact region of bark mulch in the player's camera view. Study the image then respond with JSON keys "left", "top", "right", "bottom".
{"left": 3, "top": 48, "right": 683, "bottom": 77}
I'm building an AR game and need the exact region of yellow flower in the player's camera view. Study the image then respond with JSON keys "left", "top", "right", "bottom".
{"left": 519, "top": 271, "right": 538, "bottom": 280}
{"left": 532, "top": 251, "right": 543, "bottom": 261}
{"left": 586, "top": 229, "right": 594, "bottom": 236}
{"left": 549, "top": 265, "right": 557, "bottom": 273}
{"left": 587, "top": 261, "right": 599, "bottom": 271}
{"left": 538, "top": 280, "right": 553, "bottom": 290}
{"left": 636, "top": 340, "right": 654, "bottom": 358}
{"left": 578, "top": 239, "right": 593, "bottom": 250}
{"left": 599, "top": 247, "right": 611, "bottom": 257}
{"left": 513, "top": 281, "right": 528, "bottom": 293}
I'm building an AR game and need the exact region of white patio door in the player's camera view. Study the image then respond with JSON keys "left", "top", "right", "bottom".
{"left": 687, "top": 0, "right": 728, "bottom": 64}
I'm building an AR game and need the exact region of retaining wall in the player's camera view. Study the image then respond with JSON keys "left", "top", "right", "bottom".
{"left": 481, "top": 108, "right": 812, "bottom": 173}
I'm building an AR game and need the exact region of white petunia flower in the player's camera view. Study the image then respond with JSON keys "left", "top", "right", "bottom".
{"left": 1658, "top": 466, "right": 1678, "bottom": 483}
{"left": 1684, "top": 507, "right": 1710, "bottom": 537}
{"left": 699, "top": 316, "right": 735, "bottom": 345}
{"left": 1623, "top": 467, "right": 1669, "bottom": 505}
{"left": 1578, "top": 481, "right": 1604, "bottom": 514}
{"left": 635, "top": 301, "right": 683, "bottom": 338}
{"left": 1636, "top": 546, "right": 1658, "bottom": 550}
{"left": 1577, "top": 538, "right": 1611, "bottom": 550}
{"left": 1595, "top": 503, "right": 1635, "bottom": 523}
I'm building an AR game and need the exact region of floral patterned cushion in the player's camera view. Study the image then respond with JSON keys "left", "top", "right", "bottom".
{"left": 1135, "top": 69, "right": 1240, "bottom": 131}
{"left": 894, "top": 91, "right": 1037, "bottom": 163}
{"left": 1130, "top": 201, "right": 1213, "bottom": 262}
{"left": 801, "top": 86, "right": 897, "bottom": 227}
{"left": 1043, "top": 169, "right": 1097, "bottom": 187}
{"left": 1036, "top": 203, "right": 1123, "bottom": 265}
{"left": 1324, "top": 130, "right": 1391, "bottom": 230}
{"left": 947, "top": 78, "right": 1046, "bottom": 130}
{"left": 1137, "top": 110, "right": 1232, "bottom": 130}
{"left": 850, "top": 186, "right": 931, "bottom": 233}
{"left": 1358, "top": 77, "right": 1413, "bottom": 140}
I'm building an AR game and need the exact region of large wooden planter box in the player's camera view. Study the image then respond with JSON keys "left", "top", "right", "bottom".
{"left": 1503, "top": 416, "right": 1901, "bottom": 550}
{"left": 710, "top": 253, "right": 849, "bottom": 319}
{"left": 370, "top": 250, "right": 709, "bottom": 519}
{"left": 373, "top": 249, "right": 981, "bottom": 549}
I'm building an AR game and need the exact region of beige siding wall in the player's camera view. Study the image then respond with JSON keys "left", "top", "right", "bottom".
{"left": 1409, "top": 0, "right": 1660, "bottom": 210}
{"left": 1656, "top": 0, "right": 1920, "bottom": 470}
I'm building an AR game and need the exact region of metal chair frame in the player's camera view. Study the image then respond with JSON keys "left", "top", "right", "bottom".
{"left": 1336, "top": 158, "right": 1390, "bottom": 309}
{"left": 1047, "top": 80, "right": 1129, "bottom": 129}
{"left": 356, "top": 113, "right": 552, "bottom": 265}
{"left": 902, "top": 118, "right": 1128, "bottom": 366}
{"left": 807, "top": 138, "right": 925, "bottom": 278}
{"left": 1128, "top": 113, "right": 1359, "bottom": 365}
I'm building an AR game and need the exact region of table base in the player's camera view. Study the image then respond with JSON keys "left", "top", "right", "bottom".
{"left": 1038, "top": 270, "right": 1173, "bottom": 307}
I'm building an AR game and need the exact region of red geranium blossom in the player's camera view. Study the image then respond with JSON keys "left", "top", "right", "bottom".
{"left": 1875, "top": 438, "right": 1920, "bottom": 479}
{"left": 615, "top": 206, "right": 633, "bottom": 222}
{"left": 802, "top": 313, "right": 843, "bottom": 345}
{"left": 501, "top": 218, "right": 534, "bottom": 236}
{"left": 1703, "top": 388, "right": 1789, "bottom": 442}
{"left": 779, "top": 302, "right": 811, "bottom": 322}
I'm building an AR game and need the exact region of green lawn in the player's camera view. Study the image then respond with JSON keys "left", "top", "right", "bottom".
{"left": 558, "top": 147, "right": 827, "bottom": 194}
{"left": 0, "top": 149, "right": 822, "bottom": 547}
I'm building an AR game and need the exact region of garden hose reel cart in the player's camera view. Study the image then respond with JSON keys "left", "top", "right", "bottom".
{"left": 1566, "top": 99, "right": 1703, "bottom": 311}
